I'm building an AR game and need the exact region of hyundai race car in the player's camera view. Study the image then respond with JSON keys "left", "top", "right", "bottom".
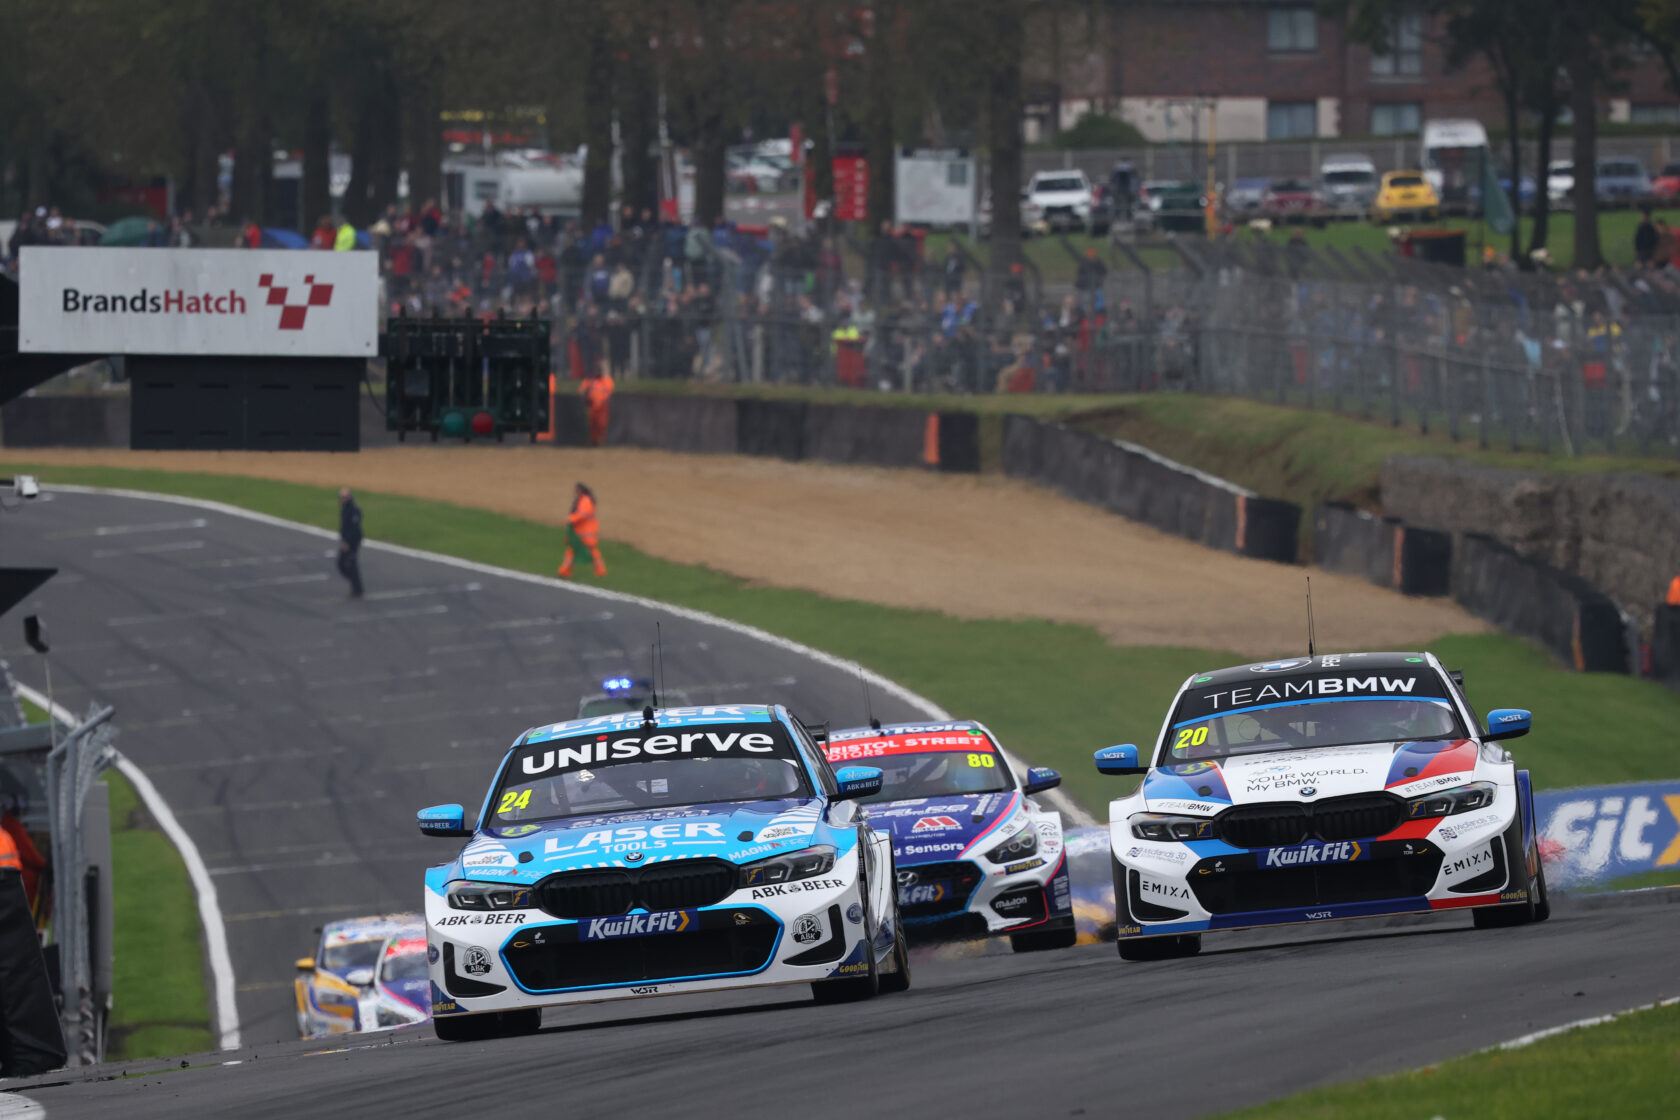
{"left": 1096, "top": 652, "right": 1548, "bottom": 960}
{"left": 825, "top": 721, "right": 1075, "bottom": 952}
{"left": 417, "top": 704, "right": 909, "bottom": 1041}
{"left": 295, "top": 914, "right": 427, "bottom": 1039}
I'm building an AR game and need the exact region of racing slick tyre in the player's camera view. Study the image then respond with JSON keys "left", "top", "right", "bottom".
{"left": 1117, "top": 934, "right": 1201, "bottom": 961}
{"left": 878, "top": 918, "right": 912, "bottom": 995}
{"left": 1010, "top": 923, "right": 1078, "bottom": 953}
{"left": 811, "top": 933, "right": 879, "bottom": 1004}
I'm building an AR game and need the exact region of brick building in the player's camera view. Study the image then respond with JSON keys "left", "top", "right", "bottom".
{"left": 1026, "top": 1, "right": 1680, "bottom": 143}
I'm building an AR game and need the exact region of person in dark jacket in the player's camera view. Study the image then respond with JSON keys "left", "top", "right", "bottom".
{"left": 337, "top": 488, "right": 364, "bottom": 598}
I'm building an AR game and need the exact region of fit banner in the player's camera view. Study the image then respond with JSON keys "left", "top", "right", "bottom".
{"left": 1535, "top": 780, "right": 1680, "bottom": 889}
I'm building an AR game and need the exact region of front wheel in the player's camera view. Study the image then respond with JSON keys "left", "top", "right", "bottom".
{"left": 1118, "top": 933, "right": 1201, "bottom": 961}
{"left": 878, "top": 918, "right": 912, "bottom": 994}
{"left": 812, "top": 933, "right": 879, "bottom": 1004}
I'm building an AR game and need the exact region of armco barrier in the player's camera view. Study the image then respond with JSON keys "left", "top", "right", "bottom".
{"left": 1537, "top": 779, "right": 1680, "bottom": 888}
{"left": 1313, "top": 502, "right": 1452, "bottom": 596}
{"left": 1451, "top": 533, "right": 1632, "bottom": 673}
{"left": 1001, "top": 415, "right": 1299, "bottom": 563}
{"left": 0, "top": 395, "right": 127, "bottom": 448}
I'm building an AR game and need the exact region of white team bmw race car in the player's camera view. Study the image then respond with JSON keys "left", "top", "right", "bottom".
{"left": 825, "top": 721, "right": 1076, "bottom": 952}
{"left": 1096, "top": 651, "right": 1548, "bottom": 960}
{"left": 416, "top": 704, "right": 909, "bottom": 1041}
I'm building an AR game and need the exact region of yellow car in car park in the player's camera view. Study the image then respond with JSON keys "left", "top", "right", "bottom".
{"left": 1371, "top": 171, "right": 1440, "bottom": 223}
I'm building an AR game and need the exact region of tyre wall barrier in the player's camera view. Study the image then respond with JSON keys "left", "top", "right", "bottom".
{"left": 935, "top": 411, "right": 981, "bottom": 473}
{"left": 1312, "top": 502, "right": 1452, "bottom": 596}
{"left": 801, "top": 404, "right": 926, "bottom": 469}
{"left": 735, "top": 399, "right": 807, "bottom": 460}
{"left": 1451, "top": 532, "right": 1632, "bottom": 673}
{"left": 1001, "top": 415, "right": 1300, "bottom": 563}
{"left": 0, "top": 395, "right": 127, "bottom": 448}
{"left": 607, "top": 393, "right": 739, "bottom": 455}
{"left": 1652, "top": 605, "right": 1680, "bottom": 686}
{"left": 1383, "top": 456, "right": 1680, "bottom": 633}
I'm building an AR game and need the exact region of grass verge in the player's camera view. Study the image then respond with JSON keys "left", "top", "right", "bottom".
{"left": 11, "top": 461, "right": 1680, "bottom": 810}
{"left": 103, "top": 770, "right": 213, "bottom": 1059}
{"left": 1224, "top": 999, "right": 1680, "bottom": 1120}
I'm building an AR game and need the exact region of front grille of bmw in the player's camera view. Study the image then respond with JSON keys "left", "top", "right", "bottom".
{"left": 534, "top": 859, "right": 738, "bottom": 919}
{"left": 502, "top": 909, "right": 781, "bottom": 992}
{"left": 896, "top": 861, "right": 984, "bottom": 919}
{"left": 1214, "top": 793, "right": 1403, "bottom": 849}
{"left": 1186, "top": 844, "right": 1444, "bottom": 915}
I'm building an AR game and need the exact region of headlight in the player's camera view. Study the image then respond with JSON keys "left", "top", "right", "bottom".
{"left": 1405, "top": 782, "right": 1497, "bottom": 820}
{"left": 1129, "top": 813, "right": 1214, "bottom": 842}
{"left": 377, "top": 1003, "right": 425, "bottom": 1028}
{"left": 985, "top": 824, "right": 1039, "bottom": 863}
{"left": 739, "top": 845, "right": 836, "bottom": 888}
{"left": 446, "top": 882, "right": 534, "bottom": 910}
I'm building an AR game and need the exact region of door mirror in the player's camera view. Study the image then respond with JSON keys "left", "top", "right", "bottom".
{"left": 833, "top": 765, "right": 884, "bottom": 801}
{"left": 345, "top": 967, "right": 375, "bottom": 989}
{"left": 1484, "top": 708, "right": 1532, "bottom": 741}
{"left": 1023, "top": 767, "right": 1062, "bottom": 794}
{"left": 417, "top": 803, "right": 471, "bottom": 837}
{"left": 1094, "top": 744, "right": 1144, "bottom": 775}
{"left": 295, "top": 957, "right": 316, "bottom": 973}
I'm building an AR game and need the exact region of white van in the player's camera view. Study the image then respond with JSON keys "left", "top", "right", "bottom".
{"left": 1319, "top": 155, "right": 1378, "bottom": 216}
{"left": 1422, "top": 119, "right": 1491, "bottom": 211}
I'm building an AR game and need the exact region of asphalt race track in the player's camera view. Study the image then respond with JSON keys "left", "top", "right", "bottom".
{"left": 4, "top": 489, "right": 1678, "bottom": 1119}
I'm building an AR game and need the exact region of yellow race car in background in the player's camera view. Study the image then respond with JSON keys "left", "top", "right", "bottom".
{"left": 1371, "top": 171, "right": 1440, "bottom": 222}
{"left": 295, "top": 913, "right": 426, "bottom": 1040}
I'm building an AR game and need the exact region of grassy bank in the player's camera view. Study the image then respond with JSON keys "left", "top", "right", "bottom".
{"left": 1226, "top": 999, "right": 1680, "bottom": 1120}
{"left": 12, "top": 462, "right": 1680, "bottom": 810}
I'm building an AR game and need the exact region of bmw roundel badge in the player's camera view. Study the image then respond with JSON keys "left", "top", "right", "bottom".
{"left": 845, "top": 902, "right": 863, "bottom": 924}
{"left": 624, "top": 850, "right": 644, "bottom": 863}
{"left": 1299, "top": 786, "right": 1316, "bottom": 797}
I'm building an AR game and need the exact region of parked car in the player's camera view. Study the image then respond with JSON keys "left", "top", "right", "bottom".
{"left": 1224, "top": 177, "right": 1270, "bottom": 216}
{"left": 1371, "top": 170, "right": 1440, "bottom": 223}
{"left": 1546, "top": 160, "right": 1575, "bottom": 207}
{"left": 976, "top": 190, "right": 1047, "bottom": 238}
{"left": 1025, "top": 170, "right": 1094, "bottom": 232}
{"left": 1151, "top": 182, "right": 1208, "bottom": 233}
{"left": 1319, "top": 156, "right": 1379, "bottom": 218}
{"left": 1597, "top": 158, "right": 1652, "bottom": 206}
{"left": 1263, "top": 178, "right": 1327, "bottom": 226}
{"left": 1653, "top": 163, "right": 1680, "bottom": 199}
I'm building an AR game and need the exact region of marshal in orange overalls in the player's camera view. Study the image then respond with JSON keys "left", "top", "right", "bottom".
{"left": 582, "top": 372, "right": 614, "bottom": 447}
{"left": 558, "top": 483, "right": 608, "bottom": 579}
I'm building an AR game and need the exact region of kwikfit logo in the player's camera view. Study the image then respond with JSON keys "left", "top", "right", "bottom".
{"left": 1262, "top": 840, "right": 1366, "bottom": 868}
{"left": 580, "top": 909, "right": 694, "bottom": 940}
{"left": 258, "top": 273, "right": 335, "bottom": 329}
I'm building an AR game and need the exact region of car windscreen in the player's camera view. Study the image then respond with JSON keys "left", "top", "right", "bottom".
{"left": 1664, "top": 164, "right": 1680, "bottom": 177}
{"left": 380, "top": 943, "right": 428, "bottom": 984}
{"left": 1269, "top": 180, "right": 1313, "bottom": 192}
{"left": 824, "top": 729, "right": 1012, "bottom": 804}
{"left": 1035, "top": 177, "right": 1085, "bottom": 192}
{"left": 1599, "top": 161, "right": 1641, "bottom": 177}
{"left": 491, "top": 720, "right": 812, "bottom": 824}
{"left": 1387, "top": 174, "right": 1424, "bottom": 188}
{"left": 321, "top": 938, "right": 385, "bottom": 974}
{"left": 1323, "top": 169, "right": 1375, "bottom": 185}
{"left": 1164, "top": 667, "right": 1464, "bottom": 762}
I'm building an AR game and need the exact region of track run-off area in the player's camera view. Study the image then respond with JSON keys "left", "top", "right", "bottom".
{"left": 1, "top": 488, "right": 1675, "bottom": 1119}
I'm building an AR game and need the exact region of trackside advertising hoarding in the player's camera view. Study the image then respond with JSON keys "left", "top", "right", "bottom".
{"left": 19, "top": 247, "right": 378, "bottom": 357}
{"left": 1536, "top": 780, "right": 1680, "bottom": 888}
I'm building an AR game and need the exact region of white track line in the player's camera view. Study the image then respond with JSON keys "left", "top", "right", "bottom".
{"left": 16, "top": 681, "right": 241, "bottom": 1053}
{"left": 43, "top": 483, "right": 1096, "bottom": 827}
{"left": 1493, "top": 994, "right": 1680, "bottom": 1051}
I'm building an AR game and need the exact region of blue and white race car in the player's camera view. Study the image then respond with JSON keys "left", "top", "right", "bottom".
{"left": 826, "top": 721, "right": 1075, "bottom": 952}
{"left": 1096, "top": 651, "right": 1548, "bottom": 960}
{"left": 294, "top": 914, "right": 427, "bottom": 1039}
{"left": 416, "top": 704, "right": 909, "bottom": 1041}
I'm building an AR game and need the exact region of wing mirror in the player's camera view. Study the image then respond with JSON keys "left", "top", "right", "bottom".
{"left": 1023, "top": 767, "right": 1062, "bottom": 794}
{"left": 1484, "top": 708, "right": 1531, "bottom": 741}
{"left": 295, "top": 957, "right": 315, "bottom": 972}
{"left": 833, "top": 765, "right": 884, "bottom": 801}
{"left": 417, "top": 803, "right": 471, "bottom": 836}
{"left": 1094, "top": 744, "right": 1144, "bottom": 775}
{"left": 345, "top": 967, "right": 375, "bottom": 988}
